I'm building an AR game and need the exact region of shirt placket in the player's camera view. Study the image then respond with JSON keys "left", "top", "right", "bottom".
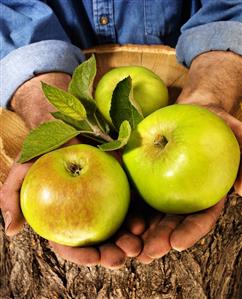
{"left": 93, "top": 0, "right": 116, "bottom": 44}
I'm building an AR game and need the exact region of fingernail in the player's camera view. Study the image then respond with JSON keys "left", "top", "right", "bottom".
{"left": 172, "top": 246, "right": 183, "bottom": 252}
{"left": 3, "top": 211, "right": 12, "bottom": 233}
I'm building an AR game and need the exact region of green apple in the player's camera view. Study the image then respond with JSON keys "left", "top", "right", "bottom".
{"left": 123, "top": 104, "right": 240, "bottom": 214}
{"left": 20, "top": 144, "right": 130, "bottom": 246}
{"left": 95, "top": 66, "right": 169, "bottom": 123}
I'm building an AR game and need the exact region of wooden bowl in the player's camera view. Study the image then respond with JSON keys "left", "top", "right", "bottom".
{"left": 84, "top": 44, "right": 188, "bottom": 104}
{"left": 0, "top": 108, "right": 28, "bottom": 184}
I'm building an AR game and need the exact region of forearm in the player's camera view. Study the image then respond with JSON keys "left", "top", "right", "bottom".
{"left": 11, "top": 72, "right": 71, "bottom": 129}
{"left": 177, "top": 51, "right": 242, "bottom": 113}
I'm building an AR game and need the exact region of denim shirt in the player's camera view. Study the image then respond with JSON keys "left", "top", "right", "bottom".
{"left": 1, "top": 0, "right": 242, "bottom": 106}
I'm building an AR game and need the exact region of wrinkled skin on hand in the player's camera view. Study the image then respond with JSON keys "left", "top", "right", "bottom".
{"left": 136, "top": 104, "right": 242, "bottom": 264}
{"left": 0, "top": 137, "right": 144, "bottom": 269}
{"left": 135, "top": 50, "right": 242, "bottom": 263}
{"left": 0, "top": 73, "right": 141, "bottom": 269}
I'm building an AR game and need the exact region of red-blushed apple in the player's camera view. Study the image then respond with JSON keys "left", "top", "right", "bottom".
{"left": 20, "top": 144, "right": 130, "bottom": 246}
{"left": 95, "top": 66, "right": 168, "bottom": 124}
{"left": 123, "top": 104, "right": 240, "bottom": 214}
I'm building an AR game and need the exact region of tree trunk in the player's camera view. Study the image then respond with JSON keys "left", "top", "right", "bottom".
{"left": 1, "top": 194, "right": 241, "bottom": 299}
{"left": 1, "top": 45, "right": 242, "bottom": 299}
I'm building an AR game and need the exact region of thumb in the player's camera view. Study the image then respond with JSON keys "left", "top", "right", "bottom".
{"left": 207, "top": 107, "right": 242, "bottom": 148}
{"left": 218, "top": 112, "right": 242, "bottom": 195}
{"left": 0, "top": 160, "right": 32, "bottom": 236}
{"left": 208, "top": 108, "right": 242, "bottom": 195}
{"left": 234, "top": 165, "right": 242, "bottom": 196}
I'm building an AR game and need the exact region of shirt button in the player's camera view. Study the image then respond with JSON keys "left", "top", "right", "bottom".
{"left": 100, "top": 15, "right": 109, "bottom": 25}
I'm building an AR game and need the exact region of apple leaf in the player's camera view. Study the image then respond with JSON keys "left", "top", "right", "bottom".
{"left": 98, "top": 120, "right": 131, "bottom": 151}
{"left": 18, "top": 120, "right": 81, "bottom": 163}
{"left": 68, "top": 54, "right": 97, "bottom": 114}
{"left": 51, "top": 111, "right": 92, "bottom": 131}
{"left": 52, "top": 111, "right": 112, "bottom": 143}
{"left": 42, "top": 82, "right": 87, "bottom": 121}
{"left": 110, "top": 76, "right": 143, "bottom": 131}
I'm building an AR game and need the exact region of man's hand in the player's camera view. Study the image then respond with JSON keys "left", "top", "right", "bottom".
{"left": 135, "top": 50, "right": 242, "bottom": 263}
{"left": 0, "top": 153, "right": 143, "bottom": 268}
{"left": 0, "top": 73, "right": 144, "bottom": 269}
{"left": 11, "top": 72, "right": 72, "bottom": 129}
{"left": 177, "top": 50, "right": 242, "bottom": 196}
{"left": 2, "top": 51, "right": 241, "bottom": 267}
{"left": 137, "top": 105, "right": 242, "bottom": 264}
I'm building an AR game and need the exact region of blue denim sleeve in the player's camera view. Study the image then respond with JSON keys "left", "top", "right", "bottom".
{"left": 0, "top": 1, "right": 84, "bottom": 107}
{"left": 0, "top": 40, "right": 84, "bottom": 107}
{"left": 176, "top": 0, "right": 242, "bottom": 67}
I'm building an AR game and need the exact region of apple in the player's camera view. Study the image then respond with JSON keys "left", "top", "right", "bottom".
{"left": 123, "top": 104, "right": 240, "bottom": 214}
{"left": 20, "top": 144, "right": 130, "bottom": 246}
{"left": 95, "top": 65, "right": 169, "bottom": 123}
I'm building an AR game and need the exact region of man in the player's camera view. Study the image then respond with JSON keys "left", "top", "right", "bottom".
{"left": 0, "top": 0, "right": 242, "bottom": 269}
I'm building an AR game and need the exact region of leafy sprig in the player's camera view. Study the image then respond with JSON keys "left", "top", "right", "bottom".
{"left": 19, "top": 55, "right": 143, "bottom": 163}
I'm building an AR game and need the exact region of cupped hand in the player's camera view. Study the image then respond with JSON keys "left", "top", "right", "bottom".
{"left": 134, "top": 50, "right": 242, "bottom": 263}
{"left": 0, "top": 158, "right": 143, "bottom": 269}
{"left": 136, "top": 197, "right": 225, "bottom": 264}
{"left": 1, "top": 72, "right": 144, "bottom": 269}
{"left": 134, "top": 104, "right": 242, "bottom": 264}
{"left": 206, "top": 105, "right": 242, "bottom": 195}
{"left": 0, "top": 139, "right": 144, "bottom": 269}
{"left": 2, "top": 67, "right": 145, "bottom": 268}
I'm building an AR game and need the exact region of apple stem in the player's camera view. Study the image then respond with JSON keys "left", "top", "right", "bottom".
{"left": 96, "top": 130, "right": 114, "bottom": 142}
{"left": 154, "top": 135, "right": 168, "bottom": 149}
{"left": 67, "top": 162, "right": 82, "bottom": 176}
{"left": 86, "top": 120, "right": 113, "bottom": 142}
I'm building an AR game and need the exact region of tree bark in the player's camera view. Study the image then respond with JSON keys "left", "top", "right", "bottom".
{"left": 1, "top": 194, "right": 241, "bottom": 299}
{"left": 1, "top": 45, "right": 242, "bottom": 299}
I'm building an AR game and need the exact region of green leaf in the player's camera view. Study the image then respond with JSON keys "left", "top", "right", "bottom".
{"left": 18, "top": 120, "right": 81, "bottom": 163}
{"left": 51, "top": 112, "right": 92, "bottom": 131}
{"left": 42, "top": 82, "right": 86, "bottom": 120}
{"left": 110, "top": 77, "right": 143, "bottom": 131}
{"left": 51, "top": 112, "right": 109, "bottom": 143}
{"left": 98, "top": 120, "right": 131, "bottom": 151}
{"left": 68, "top": 54, "right": 97, "bottom": 114}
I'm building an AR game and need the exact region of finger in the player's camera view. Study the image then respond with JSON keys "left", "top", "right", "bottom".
{"left": 50, "top": 242, "right": 100, "bottom": 266}
{"left": 0, "top": 161, "right": 32, "bottom": 236}
{"left": 223, "top": 114, "right": 242, "bottom": 148}
{"left": 136, "top": 212, "right": 164, "bottom": 263}
{"left": 211, "top": 111, "right": 242, "bottom": 195}
{"left": 99, "top": 243, "right": 126, "bottom": 269}
{"left": 147, "top": 210, "right": 165, "bottom": 229}
{"left": 141, "top": 214, "right": 184, "bottom": 259}
{"left": 115, "top": 230, "right": 142, "bottom": 257}
{"left": 0, "top": 192, "right": 24, "bottom": 237}
{"left": 213, "top": 109, "right": 242, "bottom": 148}
{"left": 234, "top": 164, "right": 242, "bottom": 196}
{"left": 125, "top": 196, "right": 146, "bottom": 235}
{"left": 125, "top": 214, "right": 146, "bottom": 235}
{"left": 170, "top": 197, "right": 226, "bottom": 251}
{"left": 126, "top": 208, "right": 163, "bottom": 236}
{"left": 125, "top": 192, "right": 162, "bottom": 236}
{"left": 137, "top": 252, "right": 154, "bottom": 264}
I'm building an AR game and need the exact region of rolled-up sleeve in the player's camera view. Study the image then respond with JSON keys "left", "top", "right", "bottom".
{"left": 0, "top": 40, "right": 84, "bottom": 106}
{"left": 176, "top": 0, "right": 242, "bottom": 67}
{"left": 0, "top": 1, "right": 84, "bottom": 107}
